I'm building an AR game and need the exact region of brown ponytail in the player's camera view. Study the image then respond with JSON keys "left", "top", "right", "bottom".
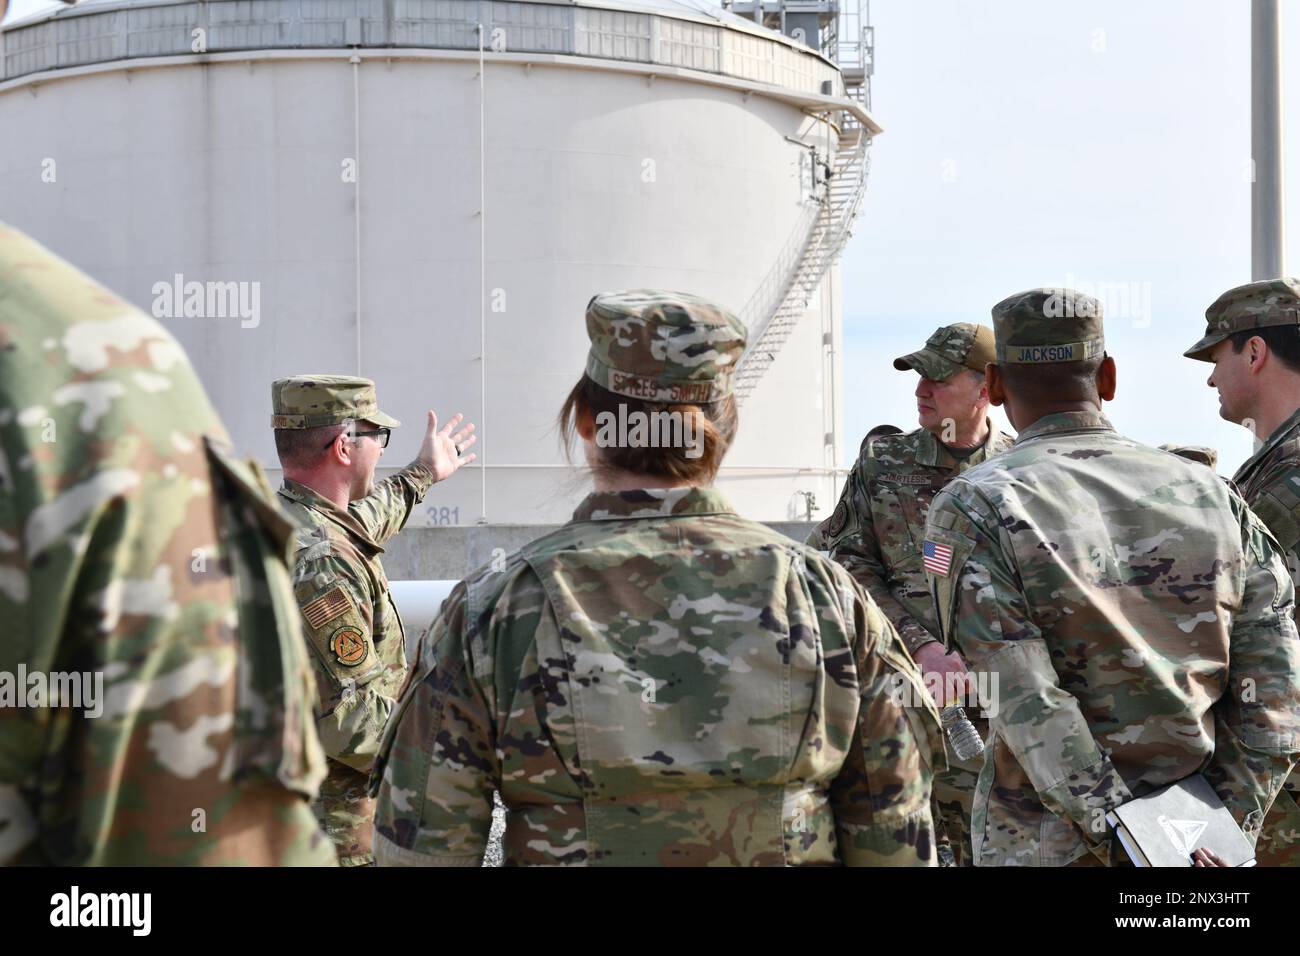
{"left": 558, "top": 376, "right": 738, "bottom": 485}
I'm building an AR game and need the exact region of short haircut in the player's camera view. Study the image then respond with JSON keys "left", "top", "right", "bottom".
{"left": 1228, "top": 326, "right": 1300, "bottom": 373}
{"left": 274, "top": 422, "right": 349, "bottom": 469}
{"left": 997, "top": 355, "right": 1103, "bottom": 404}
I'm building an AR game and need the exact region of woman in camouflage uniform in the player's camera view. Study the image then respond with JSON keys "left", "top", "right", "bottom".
{"left": 371, "top": 290, "right": 942, "bottom": 866}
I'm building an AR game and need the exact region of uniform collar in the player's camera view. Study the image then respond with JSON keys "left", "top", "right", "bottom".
{"left": 278, "top": 478, "right": 383, "bottom": 553}
{"left": 1235, "top": 406, "right": 1300, "bottom": 483}
{"left": 916, "top": 419, "right": 1004, "bottom": 468}
{"left": 1013, "top": 409, "right": 1114, "bottom": 444}
{"left": 572, "top": 486, "right": 736, "bottom": 522}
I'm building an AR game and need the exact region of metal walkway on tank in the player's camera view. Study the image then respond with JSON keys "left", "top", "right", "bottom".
{"left": 733, "top": 0, "right": 874, "bottom": 403}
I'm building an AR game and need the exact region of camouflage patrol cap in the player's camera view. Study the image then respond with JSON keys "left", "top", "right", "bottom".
{"left": 1182, "top": 278, "right": 1300, "bottom": 362}
{"left": 991, "top": 288, "right": 1105, "bottom": 364}
{"left": 584, "top": 290, "right": 748, "bottom": 403}
{"left": 270, "top": 375, "right": 401, "bottom": 429}
{"left": 892, "top": 323, "right": 995, "bottom": 380}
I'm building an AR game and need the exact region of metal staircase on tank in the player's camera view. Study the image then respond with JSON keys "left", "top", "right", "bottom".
{"left": 731, "top": 0, "right": 875, "bottom": 404}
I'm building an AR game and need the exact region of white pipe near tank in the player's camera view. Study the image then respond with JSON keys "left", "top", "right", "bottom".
{"left": 389, "top": 580, "right": 460, "bottom": 658}
{"left": 1252, "top": 0, "right": 1287, "bottom": 280}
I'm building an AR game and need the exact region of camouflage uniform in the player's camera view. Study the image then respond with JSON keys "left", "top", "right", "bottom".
{"left": 1185, "top": 278, "right": 1300, "bottom": 865}
{"left": 0, "top": 222, "right": 333, "bottom": 865}
{"left": 272, "top": 376, "right": 434, "bottom": 866}
{"left": 372, "top": 290, "right": 944, "bottom": 866}
{"left": 811, "top": 322, "right": 1013, "bottom": 867}
{"left": 926, "top": 289, "right": 1300, "bottom": 866}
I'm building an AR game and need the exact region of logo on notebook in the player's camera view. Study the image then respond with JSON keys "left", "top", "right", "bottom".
{"left": 1157, "top": 814, "right": 1207, "bottom": 855}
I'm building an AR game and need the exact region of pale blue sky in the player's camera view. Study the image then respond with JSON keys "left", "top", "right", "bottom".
{"left": 5, "top": 0, "right": 1297, "bottom": 472}
{"left": 844, "top": 0, "right": 1300, "bottom": 473}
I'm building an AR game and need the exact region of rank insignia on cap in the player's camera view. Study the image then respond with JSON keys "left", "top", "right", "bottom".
{"left": 302, "top": 585, "right": 351, "bottom": 629}
{"left": 330, "top": 625, "right": 369, "bottom": 667}
{"left": 923, "top": 539, "right": 953, "bottom": 577}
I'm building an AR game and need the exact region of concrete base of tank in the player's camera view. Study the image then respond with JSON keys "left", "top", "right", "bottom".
{"left": 382, "top": 521, "right": 819, "bottom": 579}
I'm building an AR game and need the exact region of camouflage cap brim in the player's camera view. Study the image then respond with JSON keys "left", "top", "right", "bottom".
{"left": 892, "top": 349, "right": 963, "bottom": 381}
{"left": 1182, "top": 330, "right": 1230, "bottom": 363}
{"left": 368, "top": 408, "right": 401, "bottom": 428}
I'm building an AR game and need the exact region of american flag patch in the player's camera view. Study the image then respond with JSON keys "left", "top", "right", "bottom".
{"left": 923, "top": 539, "right": 953, "bottom": 577}
{"left": 302, "top": 586, "right": 352, "bottom": 629}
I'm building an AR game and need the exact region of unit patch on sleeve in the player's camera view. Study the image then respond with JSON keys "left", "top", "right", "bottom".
{"left": 330, "top": 625, "right": 370, "bottom": 667}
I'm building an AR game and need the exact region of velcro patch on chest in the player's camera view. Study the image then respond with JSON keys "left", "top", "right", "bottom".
{"left": 879, "top": 473, "right": 938, "bottom": 487}
{"left": 302, "top": 585, "right": 352, "bottom": 629}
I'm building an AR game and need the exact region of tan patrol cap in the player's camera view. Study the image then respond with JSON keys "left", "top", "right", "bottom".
{"left": 270, "top": 375, "right": 401, "bottom": 429}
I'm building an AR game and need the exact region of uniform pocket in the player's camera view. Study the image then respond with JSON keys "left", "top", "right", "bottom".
{"left": 871, "top": 487, "right": 920, "bottom": 571}
{"left": 879, "top": 637, "right": 946, "bottom": 774}
{"left": 924, "top": 529, "right": 976, "bottom": 652}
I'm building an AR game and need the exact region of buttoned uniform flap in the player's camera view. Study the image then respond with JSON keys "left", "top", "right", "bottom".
{"left": 298, "top": 579, "right": 383, "bottom": 686}
{"left": 922, "top": 510, "right": 978, "bottom": 653}
{"left": 204, "top": 437, "right": 297, "bottom": 555}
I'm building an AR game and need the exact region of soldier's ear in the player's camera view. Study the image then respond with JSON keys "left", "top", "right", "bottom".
{"left": 984, "top": 364, "right": 1005, "bottom": 407}
{"left": 1097, "top": 354, "right": 1117, "bottom": 403}
{"left": 328, "top": 429, "right": 353, "bottom": 466}
{"left": 1248, "top": 335, "right": 1269, "bottom": 373}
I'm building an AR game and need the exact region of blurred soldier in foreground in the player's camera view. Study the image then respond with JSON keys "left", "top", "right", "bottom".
{"left": 0, "top": 223, "right": 334, "bottom": 865}
{"left": 1186, "top": 277, "right": 1300, "bottom": 866}
{"left": 925, "top": 288, "right": 1300, "bottom": 866}
{"left": 811, "top": 322, "right": 1013, "bottom": 866}
{"left": 372, "top": 290, "right": 943, "bottom": 866}
{"left": 272, "top": 377, "right": 475, "bottom": 865}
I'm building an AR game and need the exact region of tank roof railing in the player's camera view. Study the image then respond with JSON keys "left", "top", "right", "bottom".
{"left": 0, "top": 0, "right": 857, "bottom": 94}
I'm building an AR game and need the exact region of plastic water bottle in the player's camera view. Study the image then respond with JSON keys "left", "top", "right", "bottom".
{"left": 940, "top": 705, "right": 985, "bottom": 762}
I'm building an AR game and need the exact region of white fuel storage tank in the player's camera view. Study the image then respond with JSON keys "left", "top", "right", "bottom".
{"left": 0, "top": 0, "right": 878, "bottom": 534}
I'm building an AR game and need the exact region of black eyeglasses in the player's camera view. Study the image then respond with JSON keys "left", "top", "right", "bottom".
{"left": 324, "top": 426, "right": 391, "bottom": 450}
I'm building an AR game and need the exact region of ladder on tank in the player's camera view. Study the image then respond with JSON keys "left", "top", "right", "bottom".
{"left": 732, "top": 0, "right": 874, "bottom": 404}
{"left": 732, "top": 110, "right": 871, "bottom": 403}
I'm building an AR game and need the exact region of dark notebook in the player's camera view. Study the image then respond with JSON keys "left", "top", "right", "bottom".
{"left": 1105, "top": 774, "right": 1256, "bottom": 867}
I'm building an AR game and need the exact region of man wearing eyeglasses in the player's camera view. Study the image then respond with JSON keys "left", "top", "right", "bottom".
{"left": 271, "top": 375, "right": 476, "bottom": 866}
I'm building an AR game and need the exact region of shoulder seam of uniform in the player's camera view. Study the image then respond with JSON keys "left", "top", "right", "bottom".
{"left": 859, "top": 427, "right": 922, "bottom": 469}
